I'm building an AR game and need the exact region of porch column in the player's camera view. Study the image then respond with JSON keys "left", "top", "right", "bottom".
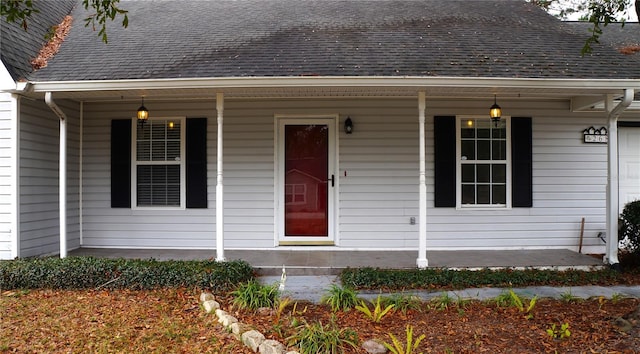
{"left": 605, "top": 89, "right": 634, "bottom": 266}
{"left": 606, "top": 96, "right": 619, "bottom": 265}
{"left": 416, "top": 91, "right": 428, "bottom": 268}
{"left": 215, "top": 92, "right": 226, "bottom": 262}
{"left": 45, "top": 92, "right": 67, "bottom": 258}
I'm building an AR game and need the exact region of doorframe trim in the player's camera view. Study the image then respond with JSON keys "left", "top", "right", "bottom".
{"left": 273, "top": 114, "right": 339, "bottom": 246}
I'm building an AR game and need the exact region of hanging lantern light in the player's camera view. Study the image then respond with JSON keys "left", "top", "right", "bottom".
{"left": 489, "top": 95, "right": 502, "bottom": 127}
{"left": 137, "top": 97, "right": 149, "bottom": 126}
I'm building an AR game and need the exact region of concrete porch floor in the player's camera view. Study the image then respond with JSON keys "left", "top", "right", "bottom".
{"left": 67, "top": 248, "right": 605, "bottom": 275}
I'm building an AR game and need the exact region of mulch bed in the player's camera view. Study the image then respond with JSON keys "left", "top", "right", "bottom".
{"left": 2, "top": 288, "right": 640, "bottom": 353}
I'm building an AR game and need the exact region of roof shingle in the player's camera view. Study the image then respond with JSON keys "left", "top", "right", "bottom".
{"left": 14, "top": 0, "right": 640, "bottom": 81}
{"left": 0, "top": 0, "right": 76, "bottom": 81}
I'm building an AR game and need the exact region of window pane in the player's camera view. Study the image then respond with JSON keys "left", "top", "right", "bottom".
{"left": 137, "top": 165, "right": 181, "bottom": 206}
{"left": 167, "top": 122, "right": 180, "bottom": 139}
{"left": 492, "top": 164, "right": 506, "bottom": 183}
{"left": 167, "top": 184, "right": 180, "bottom": 206}
{"left": 477, "top": 127, "right": 490, "bottom": 139}
{"left": 152, "top": 141, "right": 166, "bottom": 161}
{"left": 492, "top": 127, "right": 506, "bottom": 139}
{"left": 137, "top": 124, "right": 150, "bottom": 140}
{"left": 152, "top": 165, "right": 167, "bottom": 184}
{"left": 477, "top": 164, "right": 490, "bottom": 183}
{"left": 493, "top": 185, "right": 506, "bottom": 204}
{"left": 461, "top": 165, "right": 475, "bottom": 183}
{"left": 137, "top": 185, "right": 152, "bottom": 205}
{"left": 136, "top": 141, "right": 150, "bottom": 161}
{"left": 167, "top": 141, "right": 181, "bottom": 160}
{"left": 477, "top": 140, "right": 490, "bottom": 160}
{"left": 462, "top": 185, "right": 475, "bottom": 204}
{"left": 461, "top": 140, "right": 475, "bottom": 160}
{"left": 461, "top": 126, "right": 475, "bottom": 138}
{"left": 151, "top": 121, "right": 165, "bottom": 139}
{"left": 492, "top": 140, "right": 506, "bottom": 160}
{"left": 477, "top": 185, "right": 490, "bottom": 204}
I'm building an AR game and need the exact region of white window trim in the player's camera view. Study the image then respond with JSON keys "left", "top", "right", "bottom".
{"left": 455, "top": 115, "right": 512, "bottom": 210}
{"left": 131, "top": 117, "right": 186, "bottom": 210}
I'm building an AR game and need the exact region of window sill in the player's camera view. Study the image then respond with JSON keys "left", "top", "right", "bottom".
{"left": 456, "top": 204, "right": 510, "bottom": 211}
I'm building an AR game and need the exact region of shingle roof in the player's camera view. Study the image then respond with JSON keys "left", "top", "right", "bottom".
{"left": 568, "top": 21, "right": 639, "bottom": 48}
{"left": 0, "top": 0, "right": 76, "bottom": 81}
{"left": 19, "top": 0, "right": 640, "bottom": 81}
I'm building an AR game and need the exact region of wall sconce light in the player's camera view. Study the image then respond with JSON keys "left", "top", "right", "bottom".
{"left": 137, "top": 98, "right": 149, "bottom": 126}
{"left": 344, "top": 116, "right": 353, "bottom": 134}
{"left": 489, "top": 95, "right": 502, "bottom": 127}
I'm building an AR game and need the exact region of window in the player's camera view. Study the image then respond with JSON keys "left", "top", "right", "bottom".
{"left": 457, "top": 117, "right": 510, "bottom": 208}
{"left": 434, "top": 116, "right": 531, "bottom": 209}
{"left": 133, "top": 118, "right": 185, "bottom": 207}
{"left": 285, "top": 183, "right": 307, "bottom": 205}
{"left": 111, "top": 117, "right": 208, "bottom": 209}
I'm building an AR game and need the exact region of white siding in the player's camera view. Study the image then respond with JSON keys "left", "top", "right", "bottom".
{"left": 82, "top": 101, "right": 219, "bottom": 249}
{"left": 19, "top": 98, "right": 80, "bottom": 257}
{"left": 0, "top": 93, "right": 15, "bottom": 259}
{"left": 81, "top": 97, "right": 608, "bottom": 253}
{"left": 423, "top": 99, "right": 607, "bottom": 253}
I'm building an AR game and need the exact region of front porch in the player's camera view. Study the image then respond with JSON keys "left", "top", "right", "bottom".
{"left": 68, "top": 248, "right": 604, "bottom": 275}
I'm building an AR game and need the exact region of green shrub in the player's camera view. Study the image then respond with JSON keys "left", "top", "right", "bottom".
{"left": 0, "top": 256, "right": 253, "bottom": 290}
{"left": 380, "top": 293, "right": 423, "bottom": 314}
{"left": 320, "top": 284, "right": 359, "bottom": 312}
{"left": 340, "top": 267, "right": 620, "bottom": 291}
{"left": 429, "top": 292, "right": 455, "bottom": 311}
{"left": 286, "top": 318, "right": 359, "bottom": 354}
{"left": 231, "top": 280, "right": 280, "bottom": 310}
{"left": 620, "top": 200, "right": 640, "bottom": 254}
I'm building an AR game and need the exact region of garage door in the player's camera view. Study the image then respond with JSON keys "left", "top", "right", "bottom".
{"left": 619, "top": 126, "right": 640, "bottom": 214}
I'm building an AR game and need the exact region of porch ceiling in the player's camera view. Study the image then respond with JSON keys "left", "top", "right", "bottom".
{"left": 16, "top": 77, "right": 638, "bottom": 111}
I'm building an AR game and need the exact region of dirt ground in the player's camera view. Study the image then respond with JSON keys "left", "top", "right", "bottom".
{"left": 2, "top": 288, "right": 640, "bottom": 353}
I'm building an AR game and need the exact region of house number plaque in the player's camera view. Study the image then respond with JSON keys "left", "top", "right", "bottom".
{"left": 582, "top": 126, "right": 608, "bottom": 144}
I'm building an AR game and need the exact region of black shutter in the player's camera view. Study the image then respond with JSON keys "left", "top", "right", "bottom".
{"left": 434, "top": 116, "right": 456, "bottom": 207}
{"left": 511, "top": 117, "right": 533, "bottom": 207}
{"left": 186, "top": 118, "right": 208, "bottom": 208}
{"left": 111, "top": 119, "right": 131, "bottom": 208}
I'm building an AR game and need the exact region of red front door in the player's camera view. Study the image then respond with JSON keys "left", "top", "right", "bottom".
{"left": 284, "top": 124, "right": 329, "bottom": 236}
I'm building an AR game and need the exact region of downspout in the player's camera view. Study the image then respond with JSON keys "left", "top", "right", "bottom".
{"left": 44, "top": 92, "right": 67, "bottom": 258}
{"left": 605, "top": 88, "right": 634, "bottom": 267}
{"left": 215, "top": 92, "right": 225, "bottom": 262}
{"left": 79, "top": 101, "right": 83, "bottom": 246}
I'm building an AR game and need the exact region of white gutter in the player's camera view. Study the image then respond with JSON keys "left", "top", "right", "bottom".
{"left": 44, "top": 92, "right": 67, "bottom": 259}
{"left": 605, "top": 88, "right": 635, "bottom": 267}
{"left": 26, "top": 76, "right": 640, "bottom": 93}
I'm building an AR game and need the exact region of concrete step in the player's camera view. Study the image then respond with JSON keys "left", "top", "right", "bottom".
{"left": 254, "top": 266, "right": 345, "bottom": 276}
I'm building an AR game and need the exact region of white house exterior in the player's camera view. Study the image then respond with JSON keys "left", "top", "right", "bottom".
{"left": 1, "top": 0, "right": 639, "bottom": 266}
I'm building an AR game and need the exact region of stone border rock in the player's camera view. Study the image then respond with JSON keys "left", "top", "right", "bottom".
{"left": 200, "top": 292, "right": 300, "bottom": 354}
